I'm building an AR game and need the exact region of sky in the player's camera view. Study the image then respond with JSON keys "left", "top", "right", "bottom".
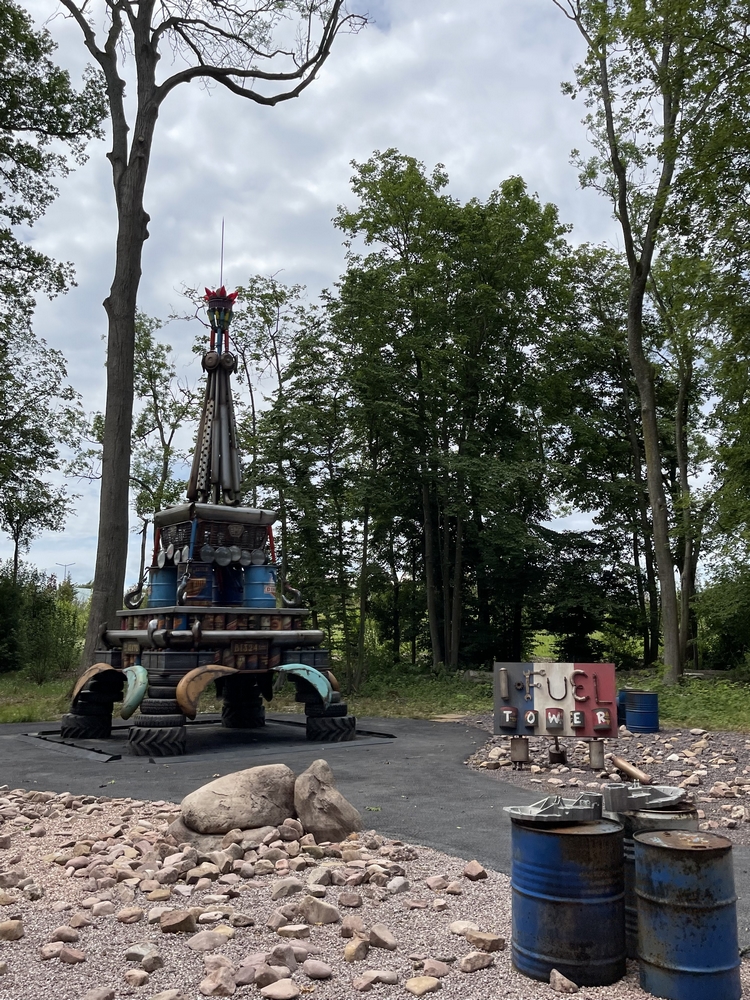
{"left": 7, "top": 0, "right": 617, "bottom": 588}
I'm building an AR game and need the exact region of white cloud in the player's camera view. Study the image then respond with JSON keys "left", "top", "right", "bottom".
{"left": 7, "top": 0, "right": 615, "bottom": 585}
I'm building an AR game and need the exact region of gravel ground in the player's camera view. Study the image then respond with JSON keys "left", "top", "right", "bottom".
{"left": 463, "top": 712, "right": 750, "bottom": 844}
{"left": 0, "top": 784, "right": 748, "bottom": 999}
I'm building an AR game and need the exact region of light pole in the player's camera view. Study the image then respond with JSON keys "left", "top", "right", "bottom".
{"left": 55, "top": 562, "right": 75, "bottom": 581}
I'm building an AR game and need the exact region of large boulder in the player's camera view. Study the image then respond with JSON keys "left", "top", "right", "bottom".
{"left": 294, "top": 760, "right": 362, "bottom": 843}
{"left": 181, "top": 764, "right": 296, "bottom": 835}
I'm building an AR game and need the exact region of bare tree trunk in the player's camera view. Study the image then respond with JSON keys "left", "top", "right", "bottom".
{"left": 422, "top": 481, "right": 443, "bottom": 668}
{"left": 440, "top": 499, "right": 451, "bottom": 662}
{"left": 355, "top": 503, "right": 370, "bottom": 687}
{"left": 632, "top": 528, "right": 650, "bottom": 664}
{"left": 449, "top": 516, "right": 463, "bottom": 668}
{"left": 387, "top": 530, "right": 400, "bottom": 662}
{"left": 81, "top": 106, "right": 156, "bottom": 667}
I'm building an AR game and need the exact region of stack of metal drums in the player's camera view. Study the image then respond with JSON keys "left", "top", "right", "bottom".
{"left": 507, "top": 785, "right": 742, "bottom": 999}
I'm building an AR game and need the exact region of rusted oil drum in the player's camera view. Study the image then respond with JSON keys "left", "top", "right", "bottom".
{"left": 176, "top": 561, "right": 213, "bottom": 605}
{"left": 147, "top": 566, "right": 177, "bottom": 607}
{"left": 511, "top": 819, "right": 626, "bottom": 986}
{"left": 614, "top": 807, "right": 699, "bottom": 959}
{"left": 634, "top": 830, "right": 741, "bottom": 1000}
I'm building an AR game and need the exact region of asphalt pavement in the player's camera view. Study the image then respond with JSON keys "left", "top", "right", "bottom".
{"left": 1, "top": 713, "right": 748, "bottom": 948}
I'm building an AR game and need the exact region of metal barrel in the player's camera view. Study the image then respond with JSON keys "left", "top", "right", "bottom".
{"left": 176, "top": 561, "right": 213, "bottom": 606}
{"left": 626, "top": 690, "right": 659, "bottom": 733}
{"left": 634, "top": 829, "right": 741, "bottom": 1000}
{"left": 146, "top": 567, "right": 177, "bottom": 608}
{"left": 244, "top": 564, "right": 277, "bottom": 608}
{"left": 614, "top": 807, "right": 699, "bottom": 959}
{"left": 617, "top": 689, "right": 629, "bottom": 726}
{"left": 511, "top": 819, "right": 626, "bottom": 986}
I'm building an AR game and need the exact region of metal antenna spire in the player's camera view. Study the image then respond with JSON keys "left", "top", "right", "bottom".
{"left": 220, "top": 217, "right": 225, "bottom": 288}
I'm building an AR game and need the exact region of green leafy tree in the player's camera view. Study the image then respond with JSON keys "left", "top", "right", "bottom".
{"left": 55, "top": 1, "right": 368, "bottom": 671}
{"left": 0, "top": 481, "right": 70, "bottom": 584}
{"left": 552, "top": 0, "right": 750, "bottom": 681}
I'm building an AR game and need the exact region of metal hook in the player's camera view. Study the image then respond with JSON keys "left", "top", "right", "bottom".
{"left": 547, "top": 675, "right": 568, "bottom": 701}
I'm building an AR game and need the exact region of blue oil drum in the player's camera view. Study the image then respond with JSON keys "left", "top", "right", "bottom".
{"left": 511, "top": 819, "right": 626, "bottom": 986}
{"left": 176, "top": 561, "right": 213, "bottom": 605}
{"left": 147, "top": 566, "right": 177, "bottom": 607}
{"left": 616, "top": 807, "right": 699, "bottom": 959}
{"left": 244, "top": 564, "right": 277, "bottom": 608}
{"left": 617, "top": 689, "right": 629, "bottom": 726}
{"left": 626, "top": 690, "right": 659, "bottom": 732}
{"left": 634, "top": 829, "right": 741, "bottom": 1000}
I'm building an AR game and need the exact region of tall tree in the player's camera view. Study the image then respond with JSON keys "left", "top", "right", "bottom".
{"left": 552, "top": 0, "right": 750, "bottom": 682}
{"left": 0, "top": 0, "right": 105, "bottom": 310}
{"left": 56, "top": 1, "right": 368, "bottom": 670}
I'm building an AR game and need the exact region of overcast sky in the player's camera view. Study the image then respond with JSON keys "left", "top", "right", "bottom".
{"left": 7, "top": 0, "right": 616, "bottom": 587}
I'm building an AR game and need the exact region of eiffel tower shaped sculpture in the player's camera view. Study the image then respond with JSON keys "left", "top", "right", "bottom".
{"left": 61, "top": 286, "right": 355, "bottom": 755}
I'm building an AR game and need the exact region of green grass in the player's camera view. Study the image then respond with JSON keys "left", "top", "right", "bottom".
{"left": 620, "top": 670, "right": 750, "bottom": 732}
{"left": 0, "top": 672, "right": 74, "bottom": 723}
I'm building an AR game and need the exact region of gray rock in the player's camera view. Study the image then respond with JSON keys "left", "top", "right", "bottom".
{"left": 303, "top": 959, "right": 332, "bottom": 979}
{"left": 181, "top": 765, "right": 296, "bottom": 835}
{"left": 82, "top": 991, "right": 115, "bottom": 1000}
{"left": 457, "top": 951, "right": 494, "bottom": 973}
{"left": 198, "top": 966, "right": 235, "bottom": 996}
{"left": 550, "top": 968, "right": 579, "bottom": 994}
{"left": 297, "top": 895, "right": 341, "bottom": 925}
{"left": 271, "top": 878, "right": 304, "bottom": 901}
{"left": 387, "top": 876, "right": 410, "bottom": 894}
{"left": 188, "top": 930, "right": 231, "bottom": 952}
{"left": 369, "top": 923, "right": 397, "bottom": 950}
{"left": 294, "top": 760, "right": 362, "bottom": 843}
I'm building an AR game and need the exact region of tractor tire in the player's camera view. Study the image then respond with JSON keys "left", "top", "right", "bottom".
{"left": 70, "top": 699, "right": 113, "bottom": 718}
{"left": 60, "top": 713, "right": 112, "bottom": 740}
{"left": 221, "top": 702, "right": 266, "bottom": 729}
{"left": 139, "top": 698, "right": 180, "bottom": 715}
{"left": 132, "top": 714, "right": 185, "bottom": 728}
{"left": 148, "top": 685, "right": 181, "bottom": 699}
{"left": 221, "top": 673, "right": 265, "bottom": 729}
{"left": 75, "top": 688, "right": 116, "bottom": 707}
{"left": 305, "top": 701, "right": 349, "bottom": 718}
{"left": 305, "top": 715, "right": 356, "bottom": 742}
{"left": 146, "top": 672, "right": 182, "bottom": 689}
{"left": 128, "top": 725, "right": 186, "bottom": 757}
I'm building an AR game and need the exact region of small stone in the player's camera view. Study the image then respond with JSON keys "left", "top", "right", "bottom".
{"left": 0, "top": 837, "right": 10, "bottom": 850}
{"left": 189, "top": 931, "right": 231, "bottom": 952}
{"left": 690, "top": 729, "right": 706, "bottom": 736}
{"left": 117, "top": 906, "right": 144, "bottom": 924}
{"left": 550, "top": 967, "right": 579, "bottom": 993}
{"left": 448, "top": 920, "right": 479, "bottom": 935}
{"left": 457, "top": 951, "right": 494, "bottom": 973}
{"left": 369, "top": 923, "right": 397, "bottom": 950}
{"left": 339, "top": 892, "right": 362, "bottom": 908}
{"left": 83, "top": 991, "right": 114, "bottom": 1000}
{"left": 0, "top": 919, "right": 23, "bottom": 940}
{"left": 59, "top": 946, "right": 86, "bottom": 964}
{"left": 40, "top": 941, "right": 65, "bottom": 959}
{"left": 341, "top": 914, "right": 367, "bottom": 938}
{"left": 148, "top": 888, "right": 172, "bottom": 902}
{"left": 445, "top": 881, "right": 462, "bottom": 895}
{"left": 424, "top": 876, "right": 448, "bottom": 892}
{"left": 235, "top": 966, "right": 257, "bottom": 986}
{"left": 254, "top": 965, "right": 285, "bottom": 988}
{"left": 345, "top": 936, "right": 370, "bottom": 961}
{"left": 29, "top": 823, "right": 46, "bottom": 838}
{"left": 405, "top": 976, "right": 441, "bottom": 996}
{"left": 160, "top": 909, "right": 196, "bottom": 933}
{"left": 259, "top": 982, "right": 300, "bottom": 1000}
{"left": 297, "top": 895, "right": 340, "bottom": 924}
{"left": 277, "top": 924, "right": 310, "bottom": 939}
{"left": 69, "top": 912, "right": 92, "bottom": 928}
{"left": 50, "top": 925, "right": 79, "bottom": 943}
{"left": 352, "top": 975, "right": 375, "bottom": 991}
{"left": 92, "top": 901, "right": 115, "bottom": 916}
{"left": 124, "top": 968, "right": 150, "bottom": 987}
{"left": 462, "top": 861, "right": 487, "bottom": 881}
{"left": 147, "top": 993, "right": 191, "bottom": 1000}
{"left": 432, "top": 899, "right": 448, "bottom": 912}
{"left": 142, "top": 952, "right": 165, "bottom": 972}
{"left": 464, "top": 930, "right": 505, "bottom": 952}
{"left": 271, "top": 878, "right": 304, "bottom": 900}
{"left": 387, "top": 876, "right": 410, "bottom": 894}
{"left": 423, "top": 959, "right": 451, "bottom": 977}
{"left": 199, "top": 967, "right": 235, "bottom": 996}
{"left": 303, "top": 959, "right": 332, "bottom": 979}
{"left": 0, "top": 890, "right": 15, "bottom": 906}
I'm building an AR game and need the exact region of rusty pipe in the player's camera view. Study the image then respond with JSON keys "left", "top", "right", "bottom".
{"left": 609, "top": 755, "right": 652, "bottom": 785}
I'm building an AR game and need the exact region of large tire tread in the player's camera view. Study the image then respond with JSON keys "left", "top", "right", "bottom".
{"left": 306, "top": 715, "right": 356, "bottom": 742}
{"left": 148, "top": 686, "right": 181, "bottom": 699}
{"left": 132, "top": 713, "right": 185, "bottom": 728}
{"left": 60, "top": 713, "right": 112, "bottom": 740}
{"left": 305, "top": 701, "right": 348, "bottom": 718}
{"left": 139, "top": 698, "right": 180, "bottom": 715}
{"left": 69, "top": 700, "right": 113, "bottom": 718}
{"left": 128, "top": 725, "right": 186, "bottom": 757}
